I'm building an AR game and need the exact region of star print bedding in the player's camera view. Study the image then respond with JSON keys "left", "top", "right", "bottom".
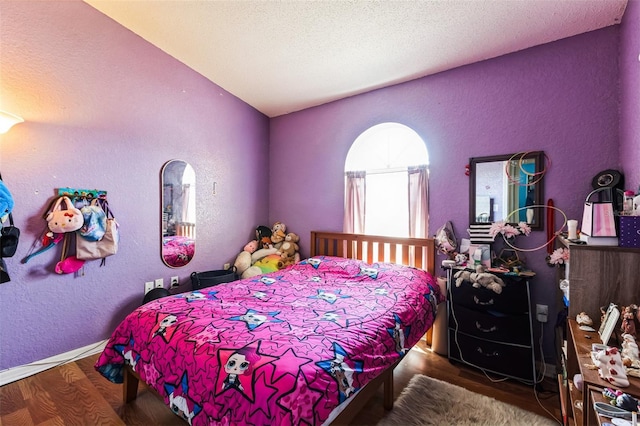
{"left": 95, "top": 256, "right": 444, "bottom": 425}
{"left": 162, "top": 236, "right": 195, "bottom": 267}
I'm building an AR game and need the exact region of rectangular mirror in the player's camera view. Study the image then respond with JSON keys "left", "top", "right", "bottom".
{"left": 469, "top": 151, "right": 545, "bottom": 230}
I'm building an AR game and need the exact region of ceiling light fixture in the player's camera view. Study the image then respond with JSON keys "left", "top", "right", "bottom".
{"left": 0, "top": 111, "right": 24, "bottom": 134}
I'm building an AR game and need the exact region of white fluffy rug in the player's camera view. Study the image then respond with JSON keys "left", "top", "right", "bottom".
{"left": 377, "top": 375, "right": 557, "bottom": 426}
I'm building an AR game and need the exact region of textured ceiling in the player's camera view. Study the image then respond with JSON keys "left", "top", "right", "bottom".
{"left": 84, "top": 0, "right": 628, "bottom": 117}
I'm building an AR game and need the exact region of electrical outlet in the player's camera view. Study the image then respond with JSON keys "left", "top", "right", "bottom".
{"left": 155, "top": 278, "right": 164, "bottom": 289}
{"left": 223, "top": 263, "right": 231, "bottom": 270}
{"left": 536, "top": 304, "right": 548, "bottom": 323}
{"left": 170, "top": 276, "right": 179, "bottom": 288}
{"left": 145, "top": 281, "right": 154, "bottom": 294}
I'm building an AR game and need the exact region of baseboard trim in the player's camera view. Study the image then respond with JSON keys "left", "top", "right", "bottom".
{"left": 0, "top": 339, "right": 108, "bottom": 386}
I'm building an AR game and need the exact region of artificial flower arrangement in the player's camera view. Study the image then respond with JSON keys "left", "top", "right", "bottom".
{"left": 547, "top": 247, "right": 570, "bottom": 265}
{"left": 488, "top": 221, "right": 532, "bottom": 240}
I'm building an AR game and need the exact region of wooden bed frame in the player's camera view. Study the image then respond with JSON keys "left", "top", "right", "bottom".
{"left": 122, "top": 231, "right": 436, "bottom": 425}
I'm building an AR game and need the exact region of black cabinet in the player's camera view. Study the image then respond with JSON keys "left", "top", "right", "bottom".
{"left": 447, "top": 270, "right": 536, "bottom": 384}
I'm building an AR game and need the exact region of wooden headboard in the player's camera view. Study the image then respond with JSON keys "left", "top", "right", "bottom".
{"left": 310, "top": 231, "right": 436, "bottom": 276}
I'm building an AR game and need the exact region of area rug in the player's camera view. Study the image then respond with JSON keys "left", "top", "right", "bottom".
{"left": 377, "top": 375, "right": 557, "bottom": 426}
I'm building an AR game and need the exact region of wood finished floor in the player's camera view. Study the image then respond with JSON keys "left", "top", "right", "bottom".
{"left": 0, "top": 340, "right": 561, "bottom": 425}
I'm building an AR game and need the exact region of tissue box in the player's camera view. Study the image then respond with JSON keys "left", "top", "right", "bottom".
{"left": 619, "top": 216, "right": 640, "bottom": 248}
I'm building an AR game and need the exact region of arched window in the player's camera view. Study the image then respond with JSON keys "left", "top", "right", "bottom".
{"left": 344, "top": 122, "right": 429, "bottom": 238}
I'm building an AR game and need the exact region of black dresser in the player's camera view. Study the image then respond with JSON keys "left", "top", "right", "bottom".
{"left": 447, "top": 269, "right": 536, "bottom": 384}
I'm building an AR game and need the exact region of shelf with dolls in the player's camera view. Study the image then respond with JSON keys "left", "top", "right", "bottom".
{"left": 562, "top": 318, "right": 640, "bottom": 426}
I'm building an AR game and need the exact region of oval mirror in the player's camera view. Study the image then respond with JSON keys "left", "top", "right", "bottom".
{"left": 469, "top": 151, "right": 545, "bottom": 230}
{"left": 161, "top": 160, "right": 196, "bottom": 267}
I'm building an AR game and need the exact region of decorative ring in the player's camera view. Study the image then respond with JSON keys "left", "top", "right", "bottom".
{"left": 517, "top": 151, "right": 551, "bottom": 177}
{"left": 505, "top": 153, "right": 544, "bottom": 186}
{"left": 501, "top": 204, "right": 567, "bottom": 252}
{"left": 505, "top": 152, "right": 548, "bottom": 186}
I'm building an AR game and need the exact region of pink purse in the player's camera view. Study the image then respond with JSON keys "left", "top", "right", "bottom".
{"left": 581, "top": 188, "right": 617, "bottom": 237}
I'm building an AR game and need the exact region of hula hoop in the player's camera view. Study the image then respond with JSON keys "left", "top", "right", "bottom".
{"left": 505, "top": 152, "right": 547, "bottom": 186}
{"left": 500, "top": 204, "right": 567, "bottom": 252}
{"left": 518, "top": 151, "right": 551, "bottom": 177}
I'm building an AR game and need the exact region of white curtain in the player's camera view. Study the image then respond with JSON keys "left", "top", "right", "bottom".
{"left": 408, "top": 165, "right": 428, "bottom": 238}
{"left": 344, "top": 171, "right": 366, "bottom": 234}
{"left": 181, "top": 184, "right": 191, "bottom": 222}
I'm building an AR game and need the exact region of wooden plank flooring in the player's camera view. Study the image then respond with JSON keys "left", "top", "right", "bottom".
{"left": 0, "top": 340, "right": 561, "bottom": 425}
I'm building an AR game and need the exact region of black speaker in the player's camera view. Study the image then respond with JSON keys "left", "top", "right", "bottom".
{"left": 591, "top": 169, "right": 624, "bottom": 211}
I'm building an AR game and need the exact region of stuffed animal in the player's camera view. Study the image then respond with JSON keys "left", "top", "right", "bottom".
{"left": 233, "top": 240, "right": 275, "bottom": 279}
{"left": 470, "top": 265, "right": 506, "bottom": 294}
{"left": 256, "top": 225, "right": 272, "bottom": 243}
{"left": 454, "top": 270, "right": 472, "bottom": 287}
{"left": 594, "top": 347, "right": 630, "bottom": 388}
{"left": 244, "top": 240, "right": 258, "bottom": 254}
{"left": 233, "top": 251, "right": 263, "bottom": 279}
{"left": 277, "top": 256, "right": 297, "bottom": 269}
{"left": 270, "top": 222, "right": 287, "bottom": 249}
{"left": 259, "top": 237, "right": 273, "bottom": 249}
{"left": 454, "top": 265, "right": 505, "bottom": 294}
{"left": 278, "top": 232, "right": 300, "bottom": 260}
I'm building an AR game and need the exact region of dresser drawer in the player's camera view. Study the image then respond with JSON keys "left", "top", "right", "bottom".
{"left": 448, "top": 330, "right": 534, "bottom": 382}
{"left": 449, "top": 278, "right": 529, "bottom": 314}
{"left": 448, "top": 304, "right": 531, "bottom": 345}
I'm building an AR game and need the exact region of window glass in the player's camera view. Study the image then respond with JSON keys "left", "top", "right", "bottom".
{"left": 345, "top": 123, "right": 429, "bottom": 238}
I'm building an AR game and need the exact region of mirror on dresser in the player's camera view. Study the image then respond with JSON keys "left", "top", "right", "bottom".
{"left": 469, "top": 151, "right": 545, "bottom": 230}
{"left": 161, "top": 159, "right": 196, "bottom": 268}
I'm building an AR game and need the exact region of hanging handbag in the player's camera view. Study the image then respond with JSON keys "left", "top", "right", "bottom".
{"left": 0, "top": 174, "right": 19, "bottom": 258}
{"left": 581, "top": 188, "right": 617, "bottom": 237}
{"left": 76, "top": 200, "right": 119, "bottom": 261}
{"left": 46, "top": 196, "right": 83, "bottom": 233}
{"left": 1, "top": 213, "right": 20, "bottom": 258}
{"left": 79, "top": 199, "right": 107, "bottom": 242}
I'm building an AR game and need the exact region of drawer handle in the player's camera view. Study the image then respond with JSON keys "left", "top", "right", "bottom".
{"left": 475, "top": 321, "right": 497, "bottom": 333}
{"left": 476, "top": 347, "right": 499, "bottom": 357}
{"left": 473, "top": 296, "right": 494, "bottom": 306}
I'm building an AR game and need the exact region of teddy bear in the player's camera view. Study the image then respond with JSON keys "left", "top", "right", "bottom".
{"left": 270, "top": 222, "right": 287, "bottom": 249}
{"left": 277, "top": 232, "right": 300, "bottom": 261}
{"left": 454, "top": 265, "right": 505, "bottom": 294}
{"left": 454, "top": 269, "right": 472, "bottom": 287}
{"left": 469, "top": 265, "right": 506, "bottom": 294}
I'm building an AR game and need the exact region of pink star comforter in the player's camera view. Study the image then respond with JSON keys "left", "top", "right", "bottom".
{"left": 95, "top": 256, "right": 443, "bottom": 425}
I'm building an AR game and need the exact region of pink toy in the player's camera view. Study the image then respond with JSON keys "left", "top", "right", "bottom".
{"left": 244, "top": 240, "right": 258, "bottom": 253}
{"left": 55, "top": 255, "right": 85, "bottom": 274}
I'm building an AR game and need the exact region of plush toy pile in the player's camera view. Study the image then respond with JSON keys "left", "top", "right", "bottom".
{"left": 233, "top": 222, "right": 301, "bottom": 279}
{"left": 453, "top": 264, "right": 506, "bottom": 294}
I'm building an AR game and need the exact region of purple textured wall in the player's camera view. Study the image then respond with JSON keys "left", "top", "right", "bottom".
{"left": 0, "top": 2, "right": 635, "bottom": 372}
{"left": 620, "top": 0, "right": 640, "bottom": 190}
{"left": 270, "top": 28, "right": 621, "bottom": 361}
{"left": 0, "top": 1, "right": 269, "bottom": 370}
